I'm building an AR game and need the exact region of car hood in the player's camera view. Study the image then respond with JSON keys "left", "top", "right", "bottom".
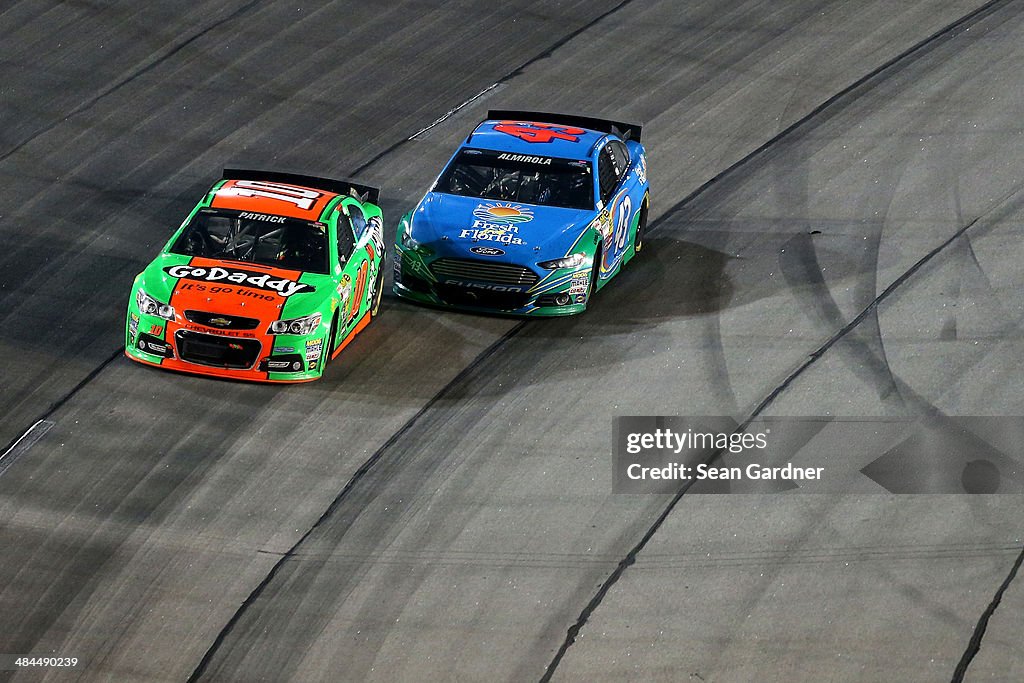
{"left": 410, "top": 192, "right": 595, "bottom": 262}
{"left": 141, "top": 254, "right": 332, "bottom": 321}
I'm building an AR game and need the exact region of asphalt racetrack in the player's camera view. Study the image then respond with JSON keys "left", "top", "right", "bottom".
{"left": 2, "top": 1, "right": 1023, "bottom": 681}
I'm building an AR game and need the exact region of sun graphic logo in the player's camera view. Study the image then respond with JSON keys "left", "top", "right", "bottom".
{"left": 473, "top": 203, "right": 534, "bottom": 225}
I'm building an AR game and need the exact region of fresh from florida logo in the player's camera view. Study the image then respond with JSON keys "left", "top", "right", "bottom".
{"left": 164, "top": 265, "right": 315, "bottom": 297}
{"left": 472, "top": 203, "right": 534, "bottom": 225}
{"left": 459, "top": 224, "right": 525, "bottom": 245}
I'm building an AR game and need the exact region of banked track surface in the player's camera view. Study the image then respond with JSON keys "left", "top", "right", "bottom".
{"left": 1, "top": 1, "right": 1023, "bottom": 681}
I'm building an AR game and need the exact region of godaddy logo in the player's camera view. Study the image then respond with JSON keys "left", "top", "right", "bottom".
{"left": 165, "top": 265, "right": 314, "bottom": 297}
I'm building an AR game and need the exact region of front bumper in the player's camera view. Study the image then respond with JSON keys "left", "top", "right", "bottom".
{"left": 393, "top": 247, "right": 590, "bottom": 317}
{"left": 125, "top": 310, "right": 328, "bottom": 382}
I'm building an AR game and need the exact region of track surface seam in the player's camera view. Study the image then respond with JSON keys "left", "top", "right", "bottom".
{"left": 539, "top": 199, "right": 1008, "bottom": 683}
{"left": 349, "top": 0, "right": 636, "bottom": 177}
{"left": 1, "top": 0, "right": 265, "bottom": 456}
{"left": 0, "top": 0, "right": 265, "bottom": 165}
{"left": 539, "top": 1, "right": 1013, "bottom": 679}
{"left": 0, "top": 0, "right": 265, "bottom": 455}
{"left": 184, "top": 322, "right": 527, "bottom": 681}
{"left": 951, "top": 544, "right": 1024, "bottom": 681}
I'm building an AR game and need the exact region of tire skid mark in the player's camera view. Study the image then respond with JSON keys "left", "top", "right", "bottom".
{"left": 543, "top": 179, "right": 1024, "bottom": 683}
{"left": 540, "top": 1, "right": 1017, "bottom": 679}
{"left": 778, "top": 230, "right": 902, "bottom": 405}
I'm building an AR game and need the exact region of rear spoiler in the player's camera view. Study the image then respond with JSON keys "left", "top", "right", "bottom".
{"left": 222, "top": 168, "right": 380, "bottom": 205}
{"left": 486, "top": 109, "right": 642, "bottom": 142}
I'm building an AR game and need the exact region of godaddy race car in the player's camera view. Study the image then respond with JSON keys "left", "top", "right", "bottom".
{"left": 126, "top": 169, "right": 384, "bottom": 382}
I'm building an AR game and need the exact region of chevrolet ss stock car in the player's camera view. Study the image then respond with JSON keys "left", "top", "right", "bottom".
{"left": 125, "top": 170, "right": 385, "bottom": 382}
{"left": 393, "top": 110, "right": 649, "bottom": 315}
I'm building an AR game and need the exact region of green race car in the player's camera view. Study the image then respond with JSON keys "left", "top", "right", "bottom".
{"left": 126, "top": 169, "right": 384, "bottom": 382}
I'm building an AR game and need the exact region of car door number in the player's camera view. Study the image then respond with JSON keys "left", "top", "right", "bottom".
{"left": 614, "top": 195, "right": 632, "bottom": 251}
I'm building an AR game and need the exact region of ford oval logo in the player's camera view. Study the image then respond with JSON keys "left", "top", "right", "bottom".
{"left": 470, "top": 246, "right": 505, "bottom": 256}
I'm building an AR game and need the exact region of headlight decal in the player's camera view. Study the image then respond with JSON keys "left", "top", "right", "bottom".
{"left": 537, "top": 252, "right": 589, "bottom": 270}
{"left": 400, "top": 223, "right": 416, "bottom": 249}
{"left": 398, "top": 214, "right": 434, "bottom": 256}
{"left": 268, "top": 312, "right": 322, "bottom": 336}
{"left": 136, "top": 288, "right": 176, "bottom": 321}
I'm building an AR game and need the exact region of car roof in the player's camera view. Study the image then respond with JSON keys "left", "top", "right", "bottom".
{"left": 209, "top": 178, "right": 341, "bottom": 221}
{"left": 466, "top": 119, "right": 607, "bottom": 159}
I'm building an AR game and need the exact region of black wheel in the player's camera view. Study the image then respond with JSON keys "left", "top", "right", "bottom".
{"left": 588, "top": 245, "right": 603, "bottom": 303}
{"left": 370, "top": 268, "right": 383, "bottom": 316}
{"left": 633, "top": 195, "right": 649, "bottom": 255}
{"left": 326, "top": 313, "right": 339, "bottom": 363}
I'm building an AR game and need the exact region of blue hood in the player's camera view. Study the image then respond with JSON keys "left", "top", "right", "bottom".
{"left": 411, "top": 192, "right": 594, "bottom": 263}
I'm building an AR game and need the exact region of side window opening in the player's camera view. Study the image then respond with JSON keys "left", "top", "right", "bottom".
{"left": 598, "top": 145, "right": 618, "bottom": 201}
{"left": 348, "top": 203, "right": 368, "bottom": 236}
{"left": 337, "top": 211, "right": 356, "bottom": 264}
{"left": 609, "top": 141, "right": 630, "bottom": 178}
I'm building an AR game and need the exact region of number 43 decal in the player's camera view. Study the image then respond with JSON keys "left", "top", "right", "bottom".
{"left": 494, "top": 121, "right": 586, "bottom": 144}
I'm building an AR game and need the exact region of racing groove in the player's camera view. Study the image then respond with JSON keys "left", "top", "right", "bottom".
{"left": 2, "top": 1, "right": 1023, "bottom": 681}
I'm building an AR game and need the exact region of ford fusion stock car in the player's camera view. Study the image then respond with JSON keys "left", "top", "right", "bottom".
{"left": 126, "top": 170, "right": 385, "bottom": 382}
{"left": 393, "top": 110, "right": 649, "bottom": 315}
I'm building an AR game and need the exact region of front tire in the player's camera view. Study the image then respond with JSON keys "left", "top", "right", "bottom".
{"left": 326, "top": 313, "right": 339, "bottom": 364}
{"left": 633, "top": 195, "right": 649, "bottom": 255}
{"left": 587, "top": 245, "right": 603, "bottom": 306}
{"left": 370, "top": 269, "right": 383, "bottom": 317}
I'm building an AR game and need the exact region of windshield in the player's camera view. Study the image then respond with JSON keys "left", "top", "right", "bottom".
{"left": 434, "top": 149, "right": 594, "bottom": 210}
{"left": 170, "top": 209, "right": 329, "bottom": 274}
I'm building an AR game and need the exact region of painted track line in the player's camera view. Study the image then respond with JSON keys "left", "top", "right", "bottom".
{"left": 0, "top": 347, "right": 122, "bottom": 466}
{"left": 0, "top": 419, "right": 54, "bottom": 478}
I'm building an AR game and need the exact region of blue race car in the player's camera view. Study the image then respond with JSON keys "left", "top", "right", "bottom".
{"left": 393, "top": 110, "right": 649, "bottom": 316}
